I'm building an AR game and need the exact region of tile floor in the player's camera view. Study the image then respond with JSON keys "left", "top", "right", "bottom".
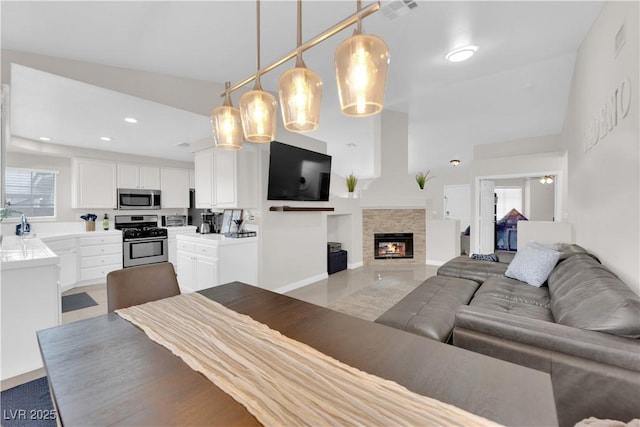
{"left": 3, "top": 263, "right": 437, "bottom": 390}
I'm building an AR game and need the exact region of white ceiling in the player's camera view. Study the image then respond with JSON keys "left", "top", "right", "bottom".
{"left": 1, "top": 1, "right": 604, "bottom": 175}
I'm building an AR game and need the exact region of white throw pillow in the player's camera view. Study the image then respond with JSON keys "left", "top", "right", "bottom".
{"left": 505, "top": 242, "right": 561, "bottom": 287}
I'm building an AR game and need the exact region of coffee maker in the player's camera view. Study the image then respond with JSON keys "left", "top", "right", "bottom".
{"left": 200, "top": 212, "right": 224, "bottom": 234}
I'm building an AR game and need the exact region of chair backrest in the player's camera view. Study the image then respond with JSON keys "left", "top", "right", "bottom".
{"left": 107, "top": 262, "right": 181, "bottom": 312}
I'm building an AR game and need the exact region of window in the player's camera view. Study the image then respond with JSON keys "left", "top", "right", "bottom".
{"left": 4, "top": 168, "right": 57, "bottom": 219}
{"left": 495, "top": 187, "right": 522, "bottom": 220}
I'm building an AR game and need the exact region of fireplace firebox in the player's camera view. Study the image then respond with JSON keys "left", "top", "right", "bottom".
{"left": 374, "top": 233, "right": 414, "bottom": 259}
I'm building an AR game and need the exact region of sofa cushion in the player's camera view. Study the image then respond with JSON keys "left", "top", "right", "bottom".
{"left": 548, "top": 254, "right": 640, "bottom": 338}
{"left": 437, "top": 256, "right": 508, "bottom": 284}
{"left": 375, "top": 275, "right": 479, "bottom": 342}
{"left": 470, "top": 276, "right": 554, "bottom": 322}
{"left": 505, "top": 242, "right": 560, "bottom": 287}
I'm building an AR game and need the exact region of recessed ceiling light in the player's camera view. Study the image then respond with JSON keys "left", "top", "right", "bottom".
{"left": 124, "top": 117, "right": 138, "bottom": 123}
{"left": 38, "top": 136, "right": 51, "bottom": 141}
{"left": 100, "top": 137, "right": 112, "bottom": 141}
{"left": 446, "top": 46, "right": 478, "bottom": 63}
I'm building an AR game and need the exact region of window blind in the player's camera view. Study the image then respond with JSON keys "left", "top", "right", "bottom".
{"left": 4, "top": 168, "right": 56, "bottom": 218}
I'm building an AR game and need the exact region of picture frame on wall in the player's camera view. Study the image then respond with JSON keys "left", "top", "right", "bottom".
{"left": 221, "top": 209, "right": 233, "bottom": 234}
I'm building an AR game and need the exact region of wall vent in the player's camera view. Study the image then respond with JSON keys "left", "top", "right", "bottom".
{"left": 381, "top": 0, "right": 418, "bottom": 20}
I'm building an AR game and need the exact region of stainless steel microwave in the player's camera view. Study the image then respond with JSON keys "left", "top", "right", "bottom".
{"left": 117, "top": 189, "right": 161, "bottom": 210}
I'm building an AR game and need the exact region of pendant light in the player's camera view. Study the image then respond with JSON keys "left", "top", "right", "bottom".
{"left": 211, "top": 82, "right": 243, "bottom": 150}
{"left": 240, "top": 0, "right": 277, "bottom": 143}
{"left": 278, "top": 0, "right": 323, "bottom": 132}
{"left": 335, "top": 0, "right": 389, "bottom": 117}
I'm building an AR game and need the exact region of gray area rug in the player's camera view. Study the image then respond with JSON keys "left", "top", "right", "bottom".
{"left": 328, "top": 281, "right": 422, "bottom": 321}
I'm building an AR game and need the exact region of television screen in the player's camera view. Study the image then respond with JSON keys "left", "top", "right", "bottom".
{"left": 267, "top": 141, "right": 332, "bottom": 201}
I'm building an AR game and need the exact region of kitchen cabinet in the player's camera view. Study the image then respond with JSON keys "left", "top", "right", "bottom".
{"left": 117, "top": 163, "right": 161, "bottom": 190}
{"left": 165, "top": 226, "right": 197, "bottom": 269}
{"left": 161, "top": 168, "right": 190, "bottom": 208}
{"left": 71, "top": 158, "right": 117, "bottom": 209}
{"left": 43, "top": 236, "right": 78, "bottom": 292}
{"left": 1, "top": 237, "right": 60, "bottom": 380}
{"left": 176, "top": 234, "right": 257, "bottom": 293}
{"left": 78, "top": 234, "right": 123, "bottom": 283}
{"left": 189, "top": 169, "right": 195, "bottom": 189}
{"left": 193, "top": 148, "right": 258, "bottom": 209}
{"left": 176, "top": 240, "right": 218, "bottom": 293}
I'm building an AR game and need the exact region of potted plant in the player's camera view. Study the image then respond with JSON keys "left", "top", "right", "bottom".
{"left": 415, "top": 170, "right": 433, "bottom": 190}
{"left": 346, "top": 173, "right": 358, "bottom": 195}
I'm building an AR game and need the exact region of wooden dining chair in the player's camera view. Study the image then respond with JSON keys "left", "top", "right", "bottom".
{"left": 106, "top": 262, "right": 181, "bottom": 312}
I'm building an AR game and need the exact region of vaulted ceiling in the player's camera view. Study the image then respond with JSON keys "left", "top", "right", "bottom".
{"left": 1, "top": 1, "right": 603, "bottom": 176}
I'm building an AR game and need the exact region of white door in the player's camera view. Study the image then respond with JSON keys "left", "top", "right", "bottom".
{"left": 444, "top": 184, "right": 471, "bottom": 230}
{"left": 194, "top": 257, "right": 217, "bottom": 291}
{"left": 478, "top": 180, "right": 495, "bottom": 254}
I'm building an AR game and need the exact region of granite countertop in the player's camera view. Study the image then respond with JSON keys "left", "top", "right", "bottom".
{"left": 0, "top": 236, "right": 60, "bottom": 270}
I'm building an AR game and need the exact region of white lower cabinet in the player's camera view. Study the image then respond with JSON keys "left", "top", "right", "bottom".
{"left": 166, "top": 226, "right": 198, "bottom": 269}
{"left": 176, "top": 234, "right": 257, "bottom": 293}
{"left": 176, "top": 240, "right": 218, "bottom": 293}
{"left": 78, "top": 234, "right": 123, "bottom": 283}
{"left": 43, "top": 237, "right": 78, "bottom": 291}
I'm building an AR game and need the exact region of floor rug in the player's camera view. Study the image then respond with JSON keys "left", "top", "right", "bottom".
{"left": 329, "top": 280, "right": 422, "bottom": 321}
{"left": 61, "top": 292, "right": 98, "bottom": 313}
{"left": 0, "top": 377, "right": 56, "bottom": 427}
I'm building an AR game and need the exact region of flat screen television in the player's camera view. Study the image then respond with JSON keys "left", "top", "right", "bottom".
{"left": 267, "top": 141, "right": 332, "bottom": 202}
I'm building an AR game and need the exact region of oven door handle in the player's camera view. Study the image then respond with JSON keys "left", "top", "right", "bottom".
{"left": 124, "top": 237, "right": 168, "bottom": 243}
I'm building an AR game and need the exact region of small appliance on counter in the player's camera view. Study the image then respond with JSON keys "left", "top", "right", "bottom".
{"left": 161, "top": 215, "right": 187, "bottom": 227}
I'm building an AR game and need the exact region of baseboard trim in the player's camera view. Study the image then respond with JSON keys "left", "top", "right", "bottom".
{"left": 348, "top": 261, "right": 363, "bottom": 269}
{"left": 426, "top": 259, "right": 446, "bottom": 266}
{"left": 272, "top": 273, "right": 329, "bottom": 294}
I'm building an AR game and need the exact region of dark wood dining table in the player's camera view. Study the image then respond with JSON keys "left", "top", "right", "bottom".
{"left": 38, "top": 282, "right": 558, "bottom": 426}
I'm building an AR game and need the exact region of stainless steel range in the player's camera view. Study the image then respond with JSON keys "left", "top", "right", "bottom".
{"left": 115, "top": 215, "right": 168, "bottom": 268}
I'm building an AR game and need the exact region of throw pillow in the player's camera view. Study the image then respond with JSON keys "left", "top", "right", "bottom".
{"left": 471, "top": 253, "right": 498, "bottom": 262}
{"left": 505, "top": 242, "right": 561, "bottom": 287}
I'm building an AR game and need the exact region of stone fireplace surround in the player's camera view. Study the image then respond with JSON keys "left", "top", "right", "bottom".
{"left": 362, "top": 209, "right": 426, "bottom": 265}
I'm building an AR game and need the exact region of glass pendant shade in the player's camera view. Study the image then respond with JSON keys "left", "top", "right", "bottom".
{"left": 335, "top": 32, "right": 390, "bottom": 117}
{"left": 239, "top": 80, "right": 277, "bottom": 143}
{"left": 278, "top": 57, "right": 323, "bottom": 132}
{"left": 211, "top": 90, "right": 243, "bottom": 150}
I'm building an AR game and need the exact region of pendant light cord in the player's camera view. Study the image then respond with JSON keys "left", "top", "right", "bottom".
{"left": 256, "top": 0, "right": 261, "bottom": 73}
{"left": 297, "top": 0, "right": 302, "bottom": 49}
{"left": 356, "top": 0, "right": 362, "bottom": 33}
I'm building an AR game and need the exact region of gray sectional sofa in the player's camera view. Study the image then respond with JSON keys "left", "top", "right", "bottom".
{"left": 375, "top": 244, "right": 640, "bottom": 427}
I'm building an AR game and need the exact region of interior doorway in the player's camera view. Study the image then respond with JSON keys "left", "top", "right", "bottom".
{"left": 475, "top": 173, "right": 560, "bottom": 254}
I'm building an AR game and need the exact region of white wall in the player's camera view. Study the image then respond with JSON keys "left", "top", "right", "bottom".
{"left": 561, "top": 1, "right": 639, "bottom": 294}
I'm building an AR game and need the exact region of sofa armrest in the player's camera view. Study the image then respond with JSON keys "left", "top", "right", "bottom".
{"left": 454, "top": 306, "right": 640, "bottom": 372}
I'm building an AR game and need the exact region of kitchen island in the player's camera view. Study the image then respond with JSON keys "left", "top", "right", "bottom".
{"left": 176, "top": 234, "right": 257, "bottom": 293}
{"left": 1, "top": 236, "right": 60, "bottom": 381}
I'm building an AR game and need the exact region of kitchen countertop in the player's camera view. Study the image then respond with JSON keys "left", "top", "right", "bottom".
{"left": 39, "top": 230, "right": 122, "bottom": 240}
{"left": 0, "top": 235, "right": 60, "bottom": 270}
{"left": 177, "top": 233, "right": 258, "bottom": 246}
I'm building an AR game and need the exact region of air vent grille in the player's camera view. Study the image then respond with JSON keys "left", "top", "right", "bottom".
{"left": 381, "top": 0, "right": 418, "bottom": 20}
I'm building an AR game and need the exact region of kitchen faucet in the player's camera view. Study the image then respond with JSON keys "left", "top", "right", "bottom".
{"left": 19, "top": 214, "right": 29, "bottom": 236}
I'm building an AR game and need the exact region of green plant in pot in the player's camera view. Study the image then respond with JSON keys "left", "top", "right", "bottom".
{"left": 415, "top": 170, "right": 433, "bottom": 190}
{"left": 346, "top": 173, "right": 358, "bottom": 193}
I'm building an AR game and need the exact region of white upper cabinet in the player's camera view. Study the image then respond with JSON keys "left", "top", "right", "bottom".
{"left": 193, "top": 148, "right": 257, "bottom": 209}
{"left": 161, "top": 168, "right": 190, "bottom": 208}
{"left": 117, "top": 163, "right": 160, "bottom": 189}
{"left": 189, "top": 169, "right": 195, "bottom": 189}
{"left": 71, "top": 158, "right": 117, "bottom": 209}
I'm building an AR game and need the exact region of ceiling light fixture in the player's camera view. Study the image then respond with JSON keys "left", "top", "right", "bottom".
{"left": 211, "top": 81, "right": 243, "bottom": 150}
{"left": 124, "top": 117, "right": 138, "bottom": 123}
{"left": 278, "top": 0, "right": 323, "bottom": 132}
{"left": 100, "top": 137, "right": 112, "bottom": 141}
{"left": 540, "top": 175, "right": 554, "bottom": 184}
{"left": 239, "top": 0, "right": 277, "bottom": 143}
{"left": 217, "top": 0, "right": 385, "bottom": 146}
{"left": 38, "top": 136, "right": 51, "bottom": 141}
{"left": 446, "top": 46, "right": 478, "bottom": 63}
{"left": 335, "top": 0, "right": 390, "bottom": 117}
{"left": 450, "top": 159, "right": 461, "bottom": 166}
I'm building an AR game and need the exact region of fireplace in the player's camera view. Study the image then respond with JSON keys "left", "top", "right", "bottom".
{"left": 374, "top": 233, "right": 414, "bottom": 259}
